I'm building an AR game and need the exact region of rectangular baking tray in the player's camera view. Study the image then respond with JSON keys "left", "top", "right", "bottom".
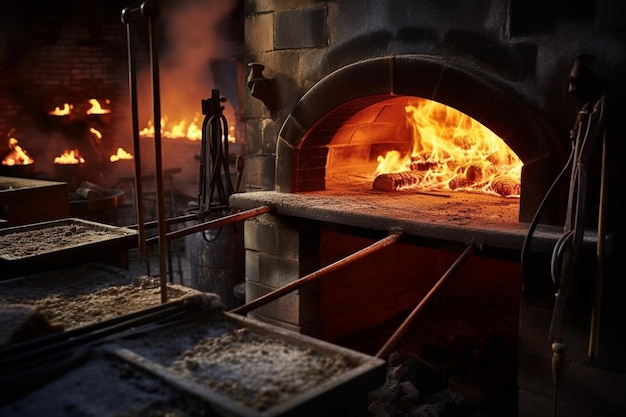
{"left": 110, "top": 312, "right": 387, "bottom": 417}
{"left": 0, "top": 218, "right": 138, "bottom": 279}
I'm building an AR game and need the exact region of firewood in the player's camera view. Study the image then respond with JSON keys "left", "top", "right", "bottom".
{"left": 448, "top": 176, "right": 469, "bottom": 190}
{"left": 490, "top": 175, "right": 520, "bottom": 196}
{"left": 372, "top": 171, "right": 423, "bottom": 191}
{"left": 464, "top": 165, "right": 483, "bottom": 183}
{"left": 409, "top": 159, "right": 438, "bottom": 171}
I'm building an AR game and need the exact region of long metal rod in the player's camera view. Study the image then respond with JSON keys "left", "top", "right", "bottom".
{"left": 145, "top": 205, "right": 272, "bottom": 244}
{"left": 0, "top": 301, "right": 180, "bottom": 358}
{"left": 121, "top": 7, "right": 149, "bottom": 276}
{"left": 141, "top": 2, "right": 168, "bottom": 303}
{"left": 128, "top": 213, "right": 198, "bottom": 230}
{"left": 375, "top": 243, "right": 475, "bottom": 359}
{"left": 0, "top": 304, "right": 183, "bottom": 368}
{"left": 230, "top": 232, "right": 403, "bottom": 316}
{"left": 589, "top": 128, "right": 608, "bottom": 360}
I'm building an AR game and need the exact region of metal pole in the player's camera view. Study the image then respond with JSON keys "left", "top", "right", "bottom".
{"left": 121, "top": 6, "right": 149, "bottom": 275}
{"left": 129, "top": 213, "right": 198, "bottom": 230}
{"left": 230, "top": 232, "right": 402, "bottom": 316}
{"left": 141, "top": 1, "right": 169, "bottom": 303}
{"left": 145, "top": 205, "right": 273, "bottom": 245}
{"left": 375, "top": 244, "right": 475, "bottom": 359}
{"left": 589, "top": 127, "right": 608, "bottom": 360}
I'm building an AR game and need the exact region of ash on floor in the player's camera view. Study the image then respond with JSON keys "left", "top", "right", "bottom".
{"left": 337, "top": 296, "right": 519, "bottom": 417}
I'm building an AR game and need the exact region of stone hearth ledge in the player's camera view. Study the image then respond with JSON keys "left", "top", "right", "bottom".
{"left": 229, "top": 190, "right": 600, "bottom": 256}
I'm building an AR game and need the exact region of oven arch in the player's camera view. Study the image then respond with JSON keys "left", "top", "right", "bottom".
{"left": 276, "top": 55, "right": 565, "bottom": 223}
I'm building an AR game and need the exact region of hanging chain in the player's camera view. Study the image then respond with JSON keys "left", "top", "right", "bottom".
{"left": 196, "top": 89, "right": 235, "bottom": 242}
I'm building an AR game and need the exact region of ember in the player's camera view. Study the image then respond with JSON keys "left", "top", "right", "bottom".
{"left": 140, "top": 115, "right": 237, "bottom": 142}
{"left": 140, "top": 115, "right": 203, "bottom": 140}
{"left": 109, "top": 147, "right": 133, "bottom": 162}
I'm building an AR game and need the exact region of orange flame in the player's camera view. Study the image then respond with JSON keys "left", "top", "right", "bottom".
{"left": 140, "top": 114, "right": 237, "bottom": 142}
{"left": 109, "top": 147, "right": 134, "bottom": 162}
{"left": 375, "top": 98, "right": 522, "bottom": 196}
{"left": 228, "top": 125, "right": 236, "bottom": 143}
{"left": 140, "top": 115, "right": 202, "bottom": 140}
{"left": 2, "top": 137, "right": 34, "bottom": 166}
{"left": 49, "top": 103, "right": 73, "bottom": 116}
{"left": 90, "top": 127, "right": 103, "bottom": 140}
{"left": 86, "top": 99, "right": 111, "bottom": 115}
{"left": 54, "top": 149, "right": 85, "bottom": 164}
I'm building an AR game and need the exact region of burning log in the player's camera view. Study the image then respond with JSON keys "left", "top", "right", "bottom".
{"left": 372, "top": 171, "right": 424, "bottom": 191}
{"left": 447, "top": 163, "right": 520, "bottom": 197}
{"left": 447, "top": 176, "right": 470, "bottom": 191}
{"left": 448, "top": 165, "right": 484, "bottom": 191}
{"left": 490, "top": 175, "right": 520, "bottom": 197}
{"left": 408, "top": 158, "right": 438, "bottom": 171}
{"left": 464, "top": 164, "right": 484, "bottom": 183}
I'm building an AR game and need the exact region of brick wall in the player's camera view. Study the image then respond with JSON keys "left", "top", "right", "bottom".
{"left": 0, "top": 2, "right": 132, "bottom": 184}
{"left": 243, "top": 212, "right": 522, "bottom": 342}
{"left": 1, "top": 2, "right": 130, "bottom": 138}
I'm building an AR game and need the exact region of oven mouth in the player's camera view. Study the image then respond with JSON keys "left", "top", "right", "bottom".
{"left": 323, "top": 95, "right": 523, "bottom": 199}
{"left": 274, "top": 55, "right": 565, "bottom": 225}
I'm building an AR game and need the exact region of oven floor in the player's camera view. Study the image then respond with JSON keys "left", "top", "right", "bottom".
{"left": 324, "top": 173, "right": 521, "bottom": 223}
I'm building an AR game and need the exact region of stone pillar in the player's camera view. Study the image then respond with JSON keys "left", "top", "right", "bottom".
{"left": 242, "top": 212, "right": 321, "bottom": 336}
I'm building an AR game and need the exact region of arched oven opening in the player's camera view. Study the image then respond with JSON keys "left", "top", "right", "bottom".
{"left": 325, "top": 96, "right": 524, "bottom": 200}
{"left": 278, "top": 56, "right": 565, "bottom": 225}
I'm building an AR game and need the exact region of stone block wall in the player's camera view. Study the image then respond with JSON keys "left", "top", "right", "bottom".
{"left": 242, "top": 0, "right": 626, "bottom": 194}
{"left": 243, "top": 213, "right": 322, "bottom": 335}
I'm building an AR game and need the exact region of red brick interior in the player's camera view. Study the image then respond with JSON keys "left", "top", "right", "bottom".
{"left": 318, "top": 229, "right": 521, "bottom": 343}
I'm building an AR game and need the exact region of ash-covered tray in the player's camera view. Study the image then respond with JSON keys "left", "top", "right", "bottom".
{"left": 0, "top": 218, "right": 137, "bottom": 279}
{"left": 106, "top": 312, "right": 387, "bottom": 417}
{"left": 0, "top": 263, "right": 200, "bottom": 338}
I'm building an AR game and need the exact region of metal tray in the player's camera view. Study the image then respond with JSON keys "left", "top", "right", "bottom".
{"left": 0, "top": 218, "right": 137, "bottom": 279}
{"left": 0, "top": 262, "right": 199, "bottom": 334}
{"left": 108, "top": 312, "right": 387, "bottom": 417}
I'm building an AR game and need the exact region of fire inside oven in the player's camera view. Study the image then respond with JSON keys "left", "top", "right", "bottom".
{"left": 324, "top": 96, "right": 522, "bottom": 199}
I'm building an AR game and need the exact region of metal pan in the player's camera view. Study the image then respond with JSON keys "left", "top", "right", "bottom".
{"left": 0, "top": 218, "right": 137, "bottom": 279}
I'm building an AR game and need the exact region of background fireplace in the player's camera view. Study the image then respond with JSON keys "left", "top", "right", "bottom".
{"left": 0, "top": 0, "right": 245, "bottom": 214}
{"left": 233, "top": 1, "right": 626, "bottom": 417}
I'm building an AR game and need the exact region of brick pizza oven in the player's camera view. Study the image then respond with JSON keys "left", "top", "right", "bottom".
{"left": 231, "top": 1, "right": 626, "bottom": 416}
